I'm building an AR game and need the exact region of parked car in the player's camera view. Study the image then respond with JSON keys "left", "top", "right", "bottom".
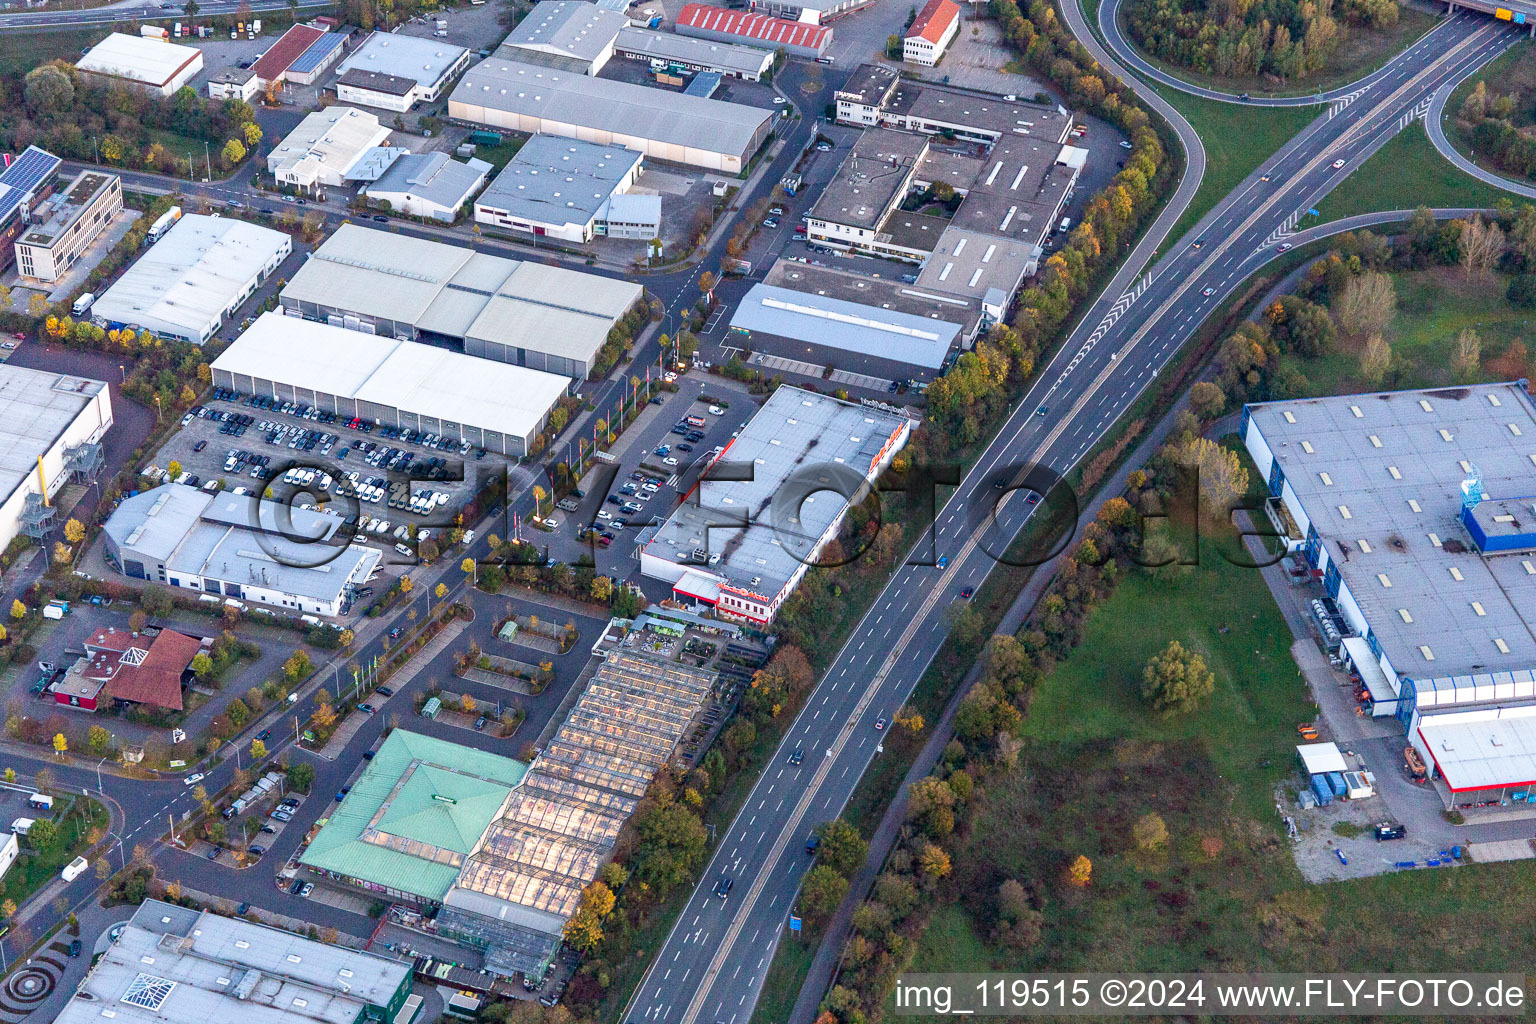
{"left": 300, "top": 882, "right": 314, "bottom": 897}
{"left": 1374, "top": 822, "right": 1407, "bottom": 841}
{"left": 184, "top": 773, "right": 205, "bottom": 787}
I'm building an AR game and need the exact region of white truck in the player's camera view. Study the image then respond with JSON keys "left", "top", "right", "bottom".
{"left": 72, "top": 292, "right": 94, "bottom": 317}
{"left": 61, "top": 856, "right": 89, "bottom": 882}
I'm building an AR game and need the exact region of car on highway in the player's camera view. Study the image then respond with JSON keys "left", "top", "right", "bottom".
{"left": 789, "top": 747, "right": 803, "bottom": 765}
{"left": 1374, "top": 822, "right": 1406, "bottom": 841}
{"left": 874, "top": 715, "right": 887, "bottom": 731}
{"left": 1202, "top": 286, "right": 1216, "bottom": 297}
{"left": 184, "top": 773, "right": 205, "bottom": 786}
{"left": 806, "top": 832, "right": 820, "bottom": 854}
{"left": 257, "top": 729, "right": 271, "bottom": 741}
{"left": 1332, "top": 159, "right": 1346, "bottom": 169}
{"left": 937, "top": 555, "right": 949, "bottom": 568}
{"left": 388, "top": 626, "right": 405, "bottom": 641}
{"left": 1191, "top": 238, "right": 1205, "bottom": 250}
{"left": 1276, "top": 242, "right": 1293, "bottom": 253}
{"left": 713, "top": 876, "right": 733, "bottom": 898}
{"left": 960, "top": 586, "right": 974, "bottom": 599}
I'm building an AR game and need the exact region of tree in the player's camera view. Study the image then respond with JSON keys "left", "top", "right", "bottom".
{"left": 242, "top": 121, "right": 263, "bottom": 147}
{"left": 563, "top": 880, "right": 615, "bottom": 952}
{"left": 63, "top": 518, "right": 86, "bottom": 544}
{"left": 917, "top": 841, "right": 951, "bottom": 879}
{"left": 26, "top": 818, "right": 57, "bottom": 849}
{"left": 222, "top": 138, "right": 247, "bottom": 167}
{"left": 798, "top": 864, "right": 849, "bottom": 922}
{"left": 1133, "top": 812, "right": 1169, "bottom": 851}
{"left": 698, "top": 271, "right": 716, "bottom": 300}
{"left": 1141, "top": 640, "right": 1215, "bottom": 715}
{"left": 1460, "top": 216, "right": 1506, "bottom": 278}
{"left": 8, "top": 600, "right": 23, "bottom": 622}
{"left": 893, "top": 704, "right": 924, "bottom": 734}
{"left": 338, "top": 629, "right": 355, "bottom": 648}
{"left": 1065, "top": 854, "right": 1093, "bottom": 887}
{"left": 1188, "top": 381, "right": 1226, "bottom": 421}
{"left": 813, "top": 819, "right": 867, "bottom": 877}
{"left": 52, "top": 732, "right": 67, "bottom": 756}
{"left": 33, "top": 768, "right": 53, "bottom": 793}
{"left": 1334, "top": 272, "right": 1395, "bottom": 337}
{"left": 1359, "top": 333, "right": 1392, "bottom": 387}
{"left": 283, "top": 649, "right": 313, "bottom": 682}
{"left": 1451, "top": 328, "right": 1482, "bottom": 383}
{"left": 167, "top": 460, "right": 183, "bottom": 480}
{"left": 461, "top": 694, "right": 476, "bottom": 714}
{"left": 287, "top": 761, "right": 315, "bottom": 793}
{"left": 461, "top": 557, "right": 475, "bottom": 582}
{"left": 1162, "top": 434, "right": 1249, "bottom": 524}
{"left": 52, "top": 541, "right": 73, "bottom": 566}
{"left": 590, "top": 575, "right": 613, "bottom": 602}
{"left": 24, "top": 65, "right": 73, "bottom": 115}
{"left": 191, "top": 652, "right": 214, "bottom": 678}
{"left": 314, "top": 704, "right": 337, "bottom": 729}
{"left": 88, "top": 724, "right": 111, "bottom": 755}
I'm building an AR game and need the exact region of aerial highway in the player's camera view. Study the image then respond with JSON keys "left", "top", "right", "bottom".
{"left": 628, "top": 10, "right": 1519, "bottom": 1024}
{"left": 0, "top": 0, "right": 331, "bottom": 31}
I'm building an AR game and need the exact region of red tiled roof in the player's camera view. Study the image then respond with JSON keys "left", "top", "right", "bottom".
{"left": 100, "top": 628, "right": 201, "bottom": 711}
{"left": 676, "top": 3, "right": 830, "bottom": 51}
{"left": 253, "top": 24, "right": 325, "bottom": 84}
{"left": 906, "top": 0, "right": 959, "bottom": 43}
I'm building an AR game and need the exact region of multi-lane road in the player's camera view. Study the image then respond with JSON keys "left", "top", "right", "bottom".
{"left": 628, "top": 10, "right": 1520, "bottom": 1024}
{"left": 0, "top": 0, "right": 330, "bottom": 31}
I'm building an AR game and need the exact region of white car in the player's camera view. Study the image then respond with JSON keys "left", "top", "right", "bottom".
{"left": 663, "top": 456, "right": 680, "bottom": 466}
{"left": 1331, "top": 159, "right": 1346, "bottom": 169}
{"left": 707, "top": 405, "right": 724, "bottom": 415}
{"left": 597, "top": 510, "right": 613, "bottom": 520}
{"left": 184, "top": 773, "right": 205, "bottom": 787}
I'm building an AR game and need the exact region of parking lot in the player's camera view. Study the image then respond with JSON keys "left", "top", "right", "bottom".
{"left": 152, "top": 386, "right": 508, "bottom": 568}
{"left": 541, "top": 374, "right": 756, "bottom": 582}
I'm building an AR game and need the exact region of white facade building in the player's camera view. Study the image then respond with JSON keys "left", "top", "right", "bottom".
{"left": 335, "top": 31, "right": 472, "bottom": 109}
{"left": 902, "top": 0, "right": 959, "bottom": 66}
{"left": 267, "top": 107, "right": 394, "bottom": 191}
{"left": 0, "top": 366, "right": 113, "bottom": 557}
{"left": 76, "top": 33, "right": 203, "bottom": 96}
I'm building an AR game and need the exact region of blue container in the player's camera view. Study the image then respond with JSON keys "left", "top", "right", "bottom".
{"left": 1326, "top": 771, "right": 1347, "bottom": 797}
{"left": 1451, "top": 845, "right": 1463, "bottom": 859}
{"left": 1310, "top": 774, "right": 1334, "bottom": 806}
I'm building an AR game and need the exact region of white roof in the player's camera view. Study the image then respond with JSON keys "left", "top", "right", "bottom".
{"left": 213, "top": 313, "right": 568, "bottom": 443}
{"left": 77, "top": 32, "right": 201, "bottom": 87}
{"left": 1417, "top": 703, "right": 1536, "bottom": 792}
{"left": 92, "top": 215, "right": 290, "bottom": 339}
{"left": 1342, "top": 635, "right": 1398, "bottom": 703}
{"left": 268, "top": 107, "right": 392, "bottom": 184}
{"left": 500, "top": 1, "right": 627, "bottom": 64}
{"left": 0, "top": 366, "right": 107, "bottom": 507}
{"left": 1296, "top": 742, "right": 1348, "bottom": 776}
{"left": 337, "top": 30, "right": 469, "bottom": 88}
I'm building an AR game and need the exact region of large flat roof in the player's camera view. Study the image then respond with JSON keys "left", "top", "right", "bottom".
{"left": 1417, "top": 703, "right": 1536, "bottom": 792}
{"left": 302, "top": 730, "right": 527, "bottom": 901}
{"left": 213, "top": 312, "right": 571, "bottom": 441}
{"left": 614, "top": 25, "right": 774, "bottom": 76}
{"left": 268, "top": 106, "right": 392, "bottom": 182}
{"left": 92, "top": 214, "right": 290, "bottom": 337}
{"left": 1248, "top": 382, "right": 1536, "bottom": 680}
{"left": 280, "top": 224, "right": 640, "bottom": 361}
{"left": 365, "top": 151, "right": 489, "bottom": 210}
{"left": 19, "top": 169, "right": 116, "bottom": 247}
{"left": 337, "top": 30, "right": 469, "bottom": 87}
{"left": 55, "top": 900, "right": 412, "bottom": 1024}
{"left": 729, "top": 282, "right": 958, "bottom": 369}
{"left": 499, "top": 0, "right": 627, "bottom": 65}
{"left": 676, "top": 3, "right": 831, "bottom": 50}
{"left": 252, "top": 23, "right": 324, "bottom": 82}
{"left": 0, "top": 365, "right": 106, "bottom": 508}
{"left": 477, "top": 134, "right": 642, "bottom": 231}
{"left": 76, "top": 32, "right": 201, "bottom": 86}
{"left": 451, "top": 58, "right": 773, "bottom": 158}
{"left": 808, "top": 128, "right": 927, "bottom": 232}
{"left": 643, "top": 386, "right": 910, "bottom": 597}
{"left": 764, "top": 259, "right": 978, "bottom": 326}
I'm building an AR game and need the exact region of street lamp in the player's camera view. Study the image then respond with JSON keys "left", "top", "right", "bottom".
{"left": 95, "top": 756, "right": 108, "bottom": 797}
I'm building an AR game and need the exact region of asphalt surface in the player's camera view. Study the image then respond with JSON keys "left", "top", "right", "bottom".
{"left": 0, "top": 0, "right": 330, "bottom": 30}
{"left": 1424, "top": 53, "right": 1536, "bottom": 199}
{"left": 627, "top": 12, "right": 1520, "bottom": 1024}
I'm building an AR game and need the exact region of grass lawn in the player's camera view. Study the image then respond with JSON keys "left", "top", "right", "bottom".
{"left": 749, "top": 931, "right": 818, "bottom": 1024}
{"left": 1309, "top": 122, "right": 1514, "bottom": 224}
{"left": 471, "top": 136, "right": 528, "bottom": 173}
{"left": 9, "top": 796, "right": 110, "bottom": 912}
{"left": 1154, "top": 86, "right": 1321, "bottom": 244}
{"left": 1121, "top": 5, "right": 1438, "bottom": 99}
{"left": 900, "top": 527, "right": 1536, "bottom": 990}
{"left": 1442, "top": 40, "right": 1536, "bottom": 185}
{"left": 0, "top": 28, "right": 103, "bottom": 76}
{"left": 1280, "top": 266, "right": 1536, "bottom": 394}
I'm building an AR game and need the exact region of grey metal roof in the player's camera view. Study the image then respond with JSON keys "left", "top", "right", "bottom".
{"left": 808, "top": 128, "right": 927, "bottom": 231}
{"left": 477, "top": 134, "right": 641, "bottom": 230}
{"left": 0, "top": 365, "right": 107, "bottom": 510}
{"left": 642, "top": 387, "right": 911, "bottom": 597}
{"left": 336, "top": 30, "right": 468, "bottom": 88}
{"left": 364, "top": 151, "right": 490, "bottom": 211}
{"left": 729, "top": 282, "right": 958, "bottom": 369}
{"left": 55, "top": 900, "right": 411, "bottom": 1024}
{"left": 764, "top": 259, "right": 979, "bottom": 328}
{"left": 1247, "top": 382, "right": 1536, "bottom": 679}
{"left": 499, "top": 1, "right": 627, "bottom": 66}
{"left": 614, "top": 25, "right": 773, "bottom": 76}
{"left": 451, "top": 58, "right": 774, "bottom": 157}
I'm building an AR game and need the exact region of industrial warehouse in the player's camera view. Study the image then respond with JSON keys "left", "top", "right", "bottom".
{"left": 75, "top": 32, "right": 204, "bottom": 95}
{"left": 211, "top": 312, "right": 572, "bottom": 457}
{"left": 303, "top": 651, "right": 715, "bottom": 982}
{"left": 1243, "top": 382, "right": 1536, "bottom": 808}
{"left": 103, "top": 481, "right": 382, "bottom": 616}
{"left": 674, "top": 3, "right": 833, "bottom": 59}
{"left": 278, "top": 224, "right": 643, "bottom": 378}
{"left": 497, "top": 0, "right": 629, "bottom": 74}
{"left": 473, "top": 134, "right": 657, "bottom": 243}
{"left": 449, "top": 59, "right": 775, "bottom": 173}
{"left": 55, "top": 900, "right": 415, "bottom": 1024}
{"left": 266, "top": 106, "right": 396, "bottom": 191}
{"left": 91, "top": 213, "right": 292, "bottom": 345}
{"left": 0, "top": 364, "right": 112, "bottom": 556}
{"left": 641, "top": 387, "right": 911, "bottom": 624}
{"left": 335, "top": 30, "right": 473, "bottom": 110}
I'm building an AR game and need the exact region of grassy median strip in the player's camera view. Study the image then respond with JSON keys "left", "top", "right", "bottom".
{"left": 1310, "top": 121, "right": 1516, "bottom": 224}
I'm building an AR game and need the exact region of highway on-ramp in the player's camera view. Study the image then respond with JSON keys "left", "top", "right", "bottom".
{"left": 627, "top": 12, "right": 1517, "bottom": 1024}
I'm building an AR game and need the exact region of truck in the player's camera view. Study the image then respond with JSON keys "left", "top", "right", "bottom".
{"left": 173, "top": 21, "right": 182, "bottom": 36}
{"left": 147, "top": 205, "right": 181, "bottom": 243}
{"left": 43, "top": 600, "right": 68, "bottom": 621}
{"left": 26, "top": 794, "right": 52, "bottom": 812}
{"left": 11, "top": 818, "right": 34, "bottom": 836}
{"left": 61, "top": 856, "right": 89, "bottom": 882}
{"left": 72, "top": 292, "right": 94, "bottom": 317}
{"left": 1056, "top": 216, "right": 1072, "bottom": 234}
{"left": 251, "top": 18, "right": 261, "bottom": 34}
{"left": 140, "top": 24, "right": 169, "bottom": 39}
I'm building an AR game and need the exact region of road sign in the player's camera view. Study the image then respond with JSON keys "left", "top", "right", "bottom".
{"left": 788, "top": 915, "right": 801, "bottom": 933}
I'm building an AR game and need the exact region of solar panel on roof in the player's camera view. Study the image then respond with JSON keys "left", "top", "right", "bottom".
{"left": 289, "top": 32, "right": 346, "bottom": 74}
{"left": 0, "top": 146, "right": 62, "bottom": 223}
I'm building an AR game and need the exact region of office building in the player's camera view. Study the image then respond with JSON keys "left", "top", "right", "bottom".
{"left": 364, "top": 151, "right": 491, "bottom": 221}
{"left": 0, "top": 147, "right": 63, "bottom": 273}
{"left": 267, "top": 107, "right": 395, "bottom": 191}
{"left": 904, "top": 0, "right": 960, "bottom": 66}
{"left": 13, "top": 170, "right": 121, "bottom": 282}
{"left": 0, "top": 365, "right": 112, "bottom": 557}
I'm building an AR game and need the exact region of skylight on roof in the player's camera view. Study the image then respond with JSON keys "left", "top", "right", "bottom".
{"left": 1472, "top": 602, "right": 1486, "bottom": 616}
{"left": 1398, "top": 608, "right": 1413, "bottom": 623}
{"left": 121, "top": 974, "right": 176, "bottom": 1011}
{"left": 1350, "top": 405, "right": 1363, "bottom": 417}
{"left": 1388, "top": 466, "right": 1401, "bottom": 480}
{"left": 1495, "top": 638, "right": 1511, "bottom": 654}
{"left": 1377, "top": 573, "right": 1391, "bottom": 588}
{"left": 1419, "top": 645, "right": 1435, "bottom": 661}
{"left": 1408, "top": 499, "right": 1422, "bottom": 513}
{"left": 1339, "top": 505, "right": 1352, "bottom": 519}
{"left": 1419, "top": 399, "right": 1433, "bottom": 412}
{"left": 1369, "top": 434, "right": 1382, "bottom": 448}
{"left": 1449, "top": 567, "right": 1464, "bottom": 581}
